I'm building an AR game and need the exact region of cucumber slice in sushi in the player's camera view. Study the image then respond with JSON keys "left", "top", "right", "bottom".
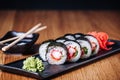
{"left": 64, "top": 34, "right": 76, "bottom": 40}
{"left": 46, "top": 42, "right": 67, "bottom": 65}
{"left": 76, "top": 38, "right": 92, "bottom": 59}
{"left": 64, "top": 40, "right": 82, "bottom": 62}
{"left": 85, "top": 35, "right": 100, "bottom": 55}
{"left": 39, "top": 40, "right": 54, "bottom": 61}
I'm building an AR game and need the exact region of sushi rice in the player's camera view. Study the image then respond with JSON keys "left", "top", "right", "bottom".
{"left": 76, "top": 38, "right": 92, "bottom": 58}
{"left": 39, "top": 40, "right": 54, "bottom": 61}
{"left": 64, "top": 34, "right": 76, "bottom": 40}
{"left": 85, "top": 35, "right": 100, "bottom": 55}
{"left": 64, "top": 40, "right": 82, "bottom": 62}
{"left": 74, "top": 33, "right": 85, "bottom": 39}
{"left": 46, "top": 42, "right": 67, "bottom": 65}
{"left": 56, "top": 37, "right": 66, "bottom": 43}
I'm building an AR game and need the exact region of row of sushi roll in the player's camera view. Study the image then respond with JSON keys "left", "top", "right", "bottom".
{"left": 39, "top": 32, "right": 114, "bottom": 65}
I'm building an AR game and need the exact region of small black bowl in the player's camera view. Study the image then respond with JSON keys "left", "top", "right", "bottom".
{"left": 0, "top": 31, "right": 39, "bottom": 53}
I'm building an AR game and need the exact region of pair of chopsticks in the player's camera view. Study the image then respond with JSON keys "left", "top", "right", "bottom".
{"left": 0, "top": 23, "right": 47, "bottom": 51}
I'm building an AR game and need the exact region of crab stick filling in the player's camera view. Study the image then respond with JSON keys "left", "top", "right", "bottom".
{"left": 67, "top": 46, "right": 78, "bottom": 60}
{"left": 91, "top": 42, "right": 97, "bottom": 53}
{"left": 50, "top": 49, "right": 62, "bottom": 60}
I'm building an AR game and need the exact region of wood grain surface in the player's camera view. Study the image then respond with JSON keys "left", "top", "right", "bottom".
{"left": 0, "top": 10, "right": 120, "bottom": 80}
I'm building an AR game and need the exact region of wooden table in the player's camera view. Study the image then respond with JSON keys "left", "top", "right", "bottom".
{"left": 0, "top": 10, "right": 120, "bottom": 80}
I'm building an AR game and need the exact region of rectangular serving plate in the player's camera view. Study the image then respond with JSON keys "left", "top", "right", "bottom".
{"left": 0, "top": 39, "right": 120, "bottom": 80}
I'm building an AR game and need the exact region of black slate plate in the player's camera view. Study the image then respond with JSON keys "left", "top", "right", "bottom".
{"left": 0, "top": 39, "right": 120, "bottom": 80}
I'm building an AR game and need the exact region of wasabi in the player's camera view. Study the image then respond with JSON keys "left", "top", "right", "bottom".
{"left": 22, "top": 56, "right": 44, "bottom": 72}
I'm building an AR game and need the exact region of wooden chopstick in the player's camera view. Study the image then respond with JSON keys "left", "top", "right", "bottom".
{"left": 2, "top": 23, "right": 42, "bottom": 51}
{"left": 0, "top": 26, "right": 47, "bottom": 44}
{"left": 0, "top": 37, "right": 18, "bottom": 44}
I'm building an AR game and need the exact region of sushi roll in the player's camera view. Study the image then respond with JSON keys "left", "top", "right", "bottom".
{"left": 85, "top": 35, "right": 100, "bottom": 55}
{"left": 46, "top": 42, "right": 67, "bottom": 65}
{"left": 39, "top": 40, "right": 54, "bottom": 61}
{"left": 64, "top": 34, "right": 76, "bottom": 40}
{"left": 76, "top": 38, "right": 92, "bottom": 59}
{"left": 64, "top": 40, "right": 82, "bottom": 62}
{"left": 74, "top": 33, "right": 85, "bottom": 39}
{"left": 56, "top": 37, "right": 66, "bottom": 43}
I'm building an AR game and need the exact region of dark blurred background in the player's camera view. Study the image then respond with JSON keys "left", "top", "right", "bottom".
{"left": 0, "top": 0, "right": 120, "bottom": 10}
